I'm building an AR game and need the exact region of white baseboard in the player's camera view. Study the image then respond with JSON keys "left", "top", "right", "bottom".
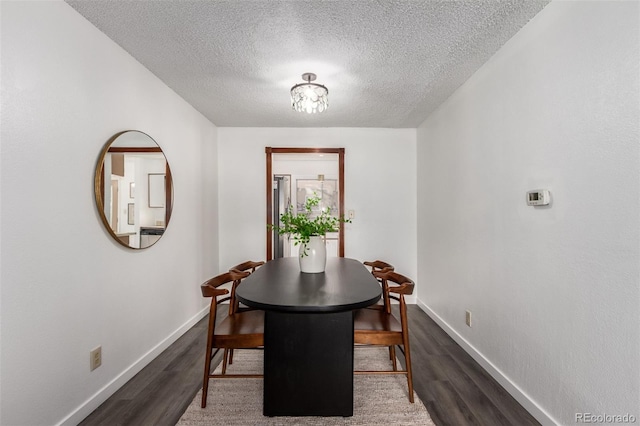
{"left": 58, "top": 306, "right": 209, "bottom": 426}
{"left": 415, "top": 299, "right": 558, "bottom": 426}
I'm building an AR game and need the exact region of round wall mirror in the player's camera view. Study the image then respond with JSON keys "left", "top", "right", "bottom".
{"left": 94, "top": 130, "right": 173, "bottom": 249}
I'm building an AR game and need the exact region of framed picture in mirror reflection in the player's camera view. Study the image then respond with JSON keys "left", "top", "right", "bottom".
{"left": 148, "top": 173, "right": 166, "bottom": 208}
{"left": 127, "top": 203, "right": 135, "bottom": 225}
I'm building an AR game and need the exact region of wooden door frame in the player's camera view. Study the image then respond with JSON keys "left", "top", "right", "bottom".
{"left": 266, "top": 147, "right": 345, "bottom": 261}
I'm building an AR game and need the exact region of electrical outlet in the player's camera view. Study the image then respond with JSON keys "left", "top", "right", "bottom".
{"left": 90, "top": 346, "right": 102, "bottom": 371}
{"left": 348, "top": 210, "right": 355, "bottom": 219}
{"left": 465, "top": 310, "right": 472, "bottom": 327}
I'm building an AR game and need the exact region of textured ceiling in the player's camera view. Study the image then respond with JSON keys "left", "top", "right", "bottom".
{"left": 65, "top": 0, "right": 549, "bottom": 128}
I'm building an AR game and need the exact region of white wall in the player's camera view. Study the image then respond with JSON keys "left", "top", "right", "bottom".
{"left": 217, "top": 127, "right": 417, "bottom": 298}
{"left": 0, "top": 2, "right": 218, "bottom": 425}
{"left": 416, "top": 1, "right": 639, "bottom": 425}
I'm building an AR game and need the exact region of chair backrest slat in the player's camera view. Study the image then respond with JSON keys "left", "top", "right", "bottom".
{"left": 229, "top": 260, "right": 265, "bottom": 273}
{"left": 201, "top": 270, "right": 249, "bottom": 300}
{"left": 372, "top": 270, "right": 414, "bottom": 313}
{"left": 363, "top": 260, "right": 394, "bottom": 273}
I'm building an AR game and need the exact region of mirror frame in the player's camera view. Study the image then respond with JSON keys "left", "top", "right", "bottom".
{"left": 94, "top": 130, "right": 173, "bottom": 249}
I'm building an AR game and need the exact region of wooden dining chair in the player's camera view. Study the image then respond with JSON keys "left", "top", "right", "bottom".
{"left": 228, "top": 260, "right": 265, "bottom": 313}
{"left": 363, "top": 260, "right": 396, "bottom": 362}
{"left": 363, "top": 260, "right": 394, "bottom": 310}
{"left": 200, "top": 270, "right": 264, "bottom": 408}
{"left": 354, "top": 270, "right": 415, "bottom": 403}
{"left": 225, "top": 260, "right": 266, "bottom": 366}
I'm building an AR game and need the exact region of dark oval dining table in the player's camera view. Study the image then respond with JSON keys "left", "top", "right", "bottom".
{"left": 236, "top": 257, "right": 381, "bottom": 417}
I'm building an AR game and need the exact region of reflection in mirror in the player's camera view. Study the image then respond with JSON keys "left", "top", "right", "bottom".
{"left": 94, "top": 130, "right": 173, "bottom": 249}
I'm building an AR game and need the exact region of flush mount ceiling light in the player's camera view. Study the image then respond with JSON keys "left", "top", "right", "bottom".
{"left": 290, "top": 73, "right": 329, "bottom": 114}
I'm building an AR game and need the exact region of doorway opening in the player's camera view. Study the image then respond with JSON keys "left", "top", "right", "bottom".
{"left": 265, "top": 147, "right": 345, "bottom": 261}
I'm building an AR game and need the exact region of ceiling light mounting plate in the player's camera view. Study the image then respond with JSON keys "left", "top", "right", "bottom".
{"left": 301, "top": 72, "right": 317, "bottom": 83}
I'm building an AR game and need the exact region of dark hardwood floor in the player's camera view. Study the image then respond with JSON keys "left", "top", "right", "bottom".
{"left": 80, "top": 305, "right": 539, "bottom": 426}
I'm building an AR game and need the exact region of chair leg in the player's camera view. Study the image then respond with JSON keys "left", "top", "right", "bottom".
{"left": 201, "top": 360, "right": 210, "bottom": 407}
{"left": 390, "top": 345, "right": 398, "bottom": 371}
{"left": 222, "top": 348, "right": 229, "bottom": 374}
{"left": 229, "top": 348, "right": 234, "bottom": 365}
{"left": 201, "top": 345, "right": 213, "bottom": 408}
{"left": 402, "top": 335, "right": 414, "bottom": 403}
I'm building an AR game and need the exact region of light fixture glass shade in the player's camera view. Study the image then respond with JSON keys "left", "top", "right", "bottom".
{"left": 291, "top": 73, "right": 329, "bottom": 114}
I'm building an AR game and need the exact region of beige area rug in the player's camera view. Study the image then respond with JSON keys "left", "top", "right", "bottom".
{"left": 178, "top": 347, "right": 435, "bottom": 426}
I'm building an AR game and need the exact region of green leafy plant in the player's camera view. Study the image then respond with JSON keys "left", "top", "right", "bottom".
{"left": 271, "top": 193, "right": 351, "bottom": 256}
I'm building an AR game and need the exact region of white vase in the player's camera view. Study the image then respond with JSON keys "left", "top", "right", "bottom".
{"left": 299, "top": 235, "right": 327, "bottom": 273}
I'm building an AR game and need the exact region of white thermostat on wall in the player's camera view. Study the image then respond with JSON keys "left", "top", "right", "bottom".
{"left": 526, "top": 189, "right": 550, "bottom": 206}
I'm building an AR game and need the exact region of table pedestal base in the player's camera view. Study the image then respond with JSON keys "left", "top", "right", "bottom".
{"left": 264, "top": 310, "right": 354, "bottom": 417}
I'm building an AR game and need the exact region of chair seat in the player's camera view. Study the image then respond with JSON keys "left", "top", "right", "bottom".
{"left": 354, "top": 308, "right": 403, "bottom": 345}
{"left": 364, "top": 300, "right": 385, "bottom": 310}
{"left": 212, "top": 310, "right": 264, "bottom": 348}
